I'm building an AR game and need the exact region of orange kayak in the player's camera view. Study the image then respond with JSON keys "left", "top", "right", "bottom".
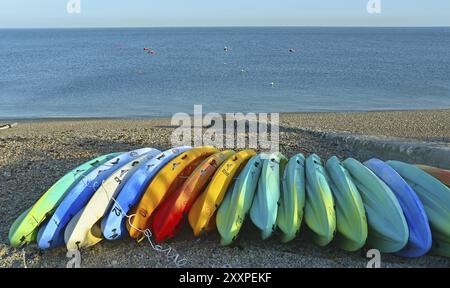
{"left": 152, "top": 150, "right": 235, "bottom": 243}
{"left": 416, "top": 165, "right": 450, "bottom": 187}
{"left": 128, "top": 146, "right": 219, "bottom": 239}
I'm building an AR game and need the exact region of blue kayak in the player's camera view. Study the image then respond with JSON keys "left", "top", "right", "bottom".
{"left": 364, "top": 158, "right": 432, "bottom": 257}
{"left": 36, "top": 148, "right": 160, "bottom": 249}
{"left": 101, "top": 146, "right": 191, "bottom": 240}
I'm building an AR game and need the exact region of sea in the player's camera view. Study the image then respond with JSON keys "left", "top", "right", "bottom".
{"left": 0, "top": 27, "right": 449, "bottom": 119}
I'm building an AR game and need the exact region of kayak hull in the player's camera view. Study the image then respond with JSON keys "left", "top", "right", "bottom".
{"left": 217, "top": 154, "right": 263, "bottom": 245}
{"left": 326, "top": 156, "right": 367, "bottom": 252}
{"left": 276, "top": 154, "right": 306, "bottom": 243}
{"left": 152, "top": 150, "right": 235, "bottom": 243}
{"left": 304, "top": 154, "right": 336, "bottom": 247}
{"left": 417, "top": 165, "right": 450, "bottom": 188}
{"left": 250, "top": 152, "right": 288, "bottom": 240}
{"left": 365, "top": 159, "right": 432, "bottom": 257}
{"left": 129, "top": 146, "right": 219, "bottom": 239}
{"left": 101, "top": 147, "right": 191, "bottom": 240}
{"left": 8, "top": 153, "right": 118, "bottom": 247}
{"left": 65, "top": 150, "right": 160, "bottom": 250}
{"left": 37, "top": 149, "right": 150, "bottom": 249}
{"left": 343, "top": 158, "right": 408, "bottom": 253}
{"left": 388, "top": 161, "right": 450, "bottom": 258}
{"left": 189, "top": 150, "right": 256, "bottom": 237}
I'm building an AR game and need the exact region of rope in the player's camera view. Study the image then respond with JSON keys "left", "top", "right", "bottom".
{"left": 22, "top": 249, "right": 28, "bottom": 268}
{"left": 107, "top": 190, "right": 188, "bottom": 268}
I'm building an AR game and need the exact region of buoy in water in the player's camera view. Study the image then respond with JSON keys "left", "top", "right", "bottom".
{"left": 144, "top": 48, "right": 156, "bottom": 55}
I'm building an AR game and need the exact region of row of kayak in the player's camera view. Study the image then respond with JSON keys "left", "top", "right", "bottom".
{"left": 8, "top": 146, "right": 450, "bottom": 258}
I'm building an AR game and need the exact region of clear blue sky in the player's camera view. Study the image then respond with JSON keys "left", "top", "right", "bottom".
{"left": 1, "top": 0, "right": 449, "bottom": 28}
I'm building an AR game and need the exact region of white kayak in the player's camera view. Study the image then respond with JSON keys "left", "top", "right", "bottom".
{"left": 64, "top": 149, "right": 160, "bottom": 250}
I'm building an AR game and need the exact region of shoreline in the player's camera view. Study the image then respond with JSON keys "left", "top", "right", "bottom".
{"left": 1, "top": 108, "right": 450, "bottom": 267}
{"left": 1, "top": 108, "right": 450, "bottom": 123}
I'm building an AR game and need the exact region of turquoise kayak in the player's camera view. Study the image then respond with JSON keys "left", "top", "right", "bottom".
{"left": 217, "top": 155, "right": 263, "bottom": 245}
{"left": 276, "top": 154, "right": 306, "bottom": 243}
{"left": 325, "top": 156, "right": 367, "bottom": 251}
{"left": 387, "top": 160, "right": 450, "bottom": 257}
{"left": 250, "top": 152, "right": 288, "bottom": 240}
{"left": 305, "top": 154, "right": 336, "bottom": 246}
{"left": 343, "top": 158, "right": 408, "bottom": 253}
{"left": 8, "top": 153, "right": 120, "bottom": 247}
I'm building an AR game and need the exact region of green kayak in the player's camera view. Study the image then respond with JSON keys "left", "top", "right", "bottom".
{"left": 8, "top": 153, "right": 120, "bottom": 247}
{"left": 343, "top": 158, "right": 408, "bottom": 253}
{"left": 305, "top": 154, "right": 336, "bottom": 246}
{"left": 217, "top": 155, "right": 263, "bottom": 245}
{"left": 276, "top": 153, "right": 306, "bottom": 243}
{"left": 325, "top": 156, "right": 368, "bottom": 251}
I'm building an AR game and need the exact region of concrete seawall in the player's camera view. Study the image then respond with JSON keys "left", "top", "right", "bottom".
{"left": 301, "top": 128, "right": 450, "bottom": 169}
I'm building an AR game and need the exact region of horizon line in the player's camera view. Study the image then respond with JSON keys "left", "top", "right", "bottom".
{"left": 1, "top": 24, "right": 450, "bottom": 29}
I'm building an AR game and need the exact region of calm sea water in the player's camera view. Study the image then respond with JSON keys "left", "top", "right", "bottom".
{"left": 1, "top": 27, "right": 450, "bottom": 119}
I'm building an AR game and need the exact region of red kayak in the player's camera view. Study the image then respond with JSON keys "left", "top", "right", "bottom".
{"left": 152, "top": 150, "right": 235, "bottom": 242}
{"left": 417, "top": 165, "right": 450, "bottom": 187}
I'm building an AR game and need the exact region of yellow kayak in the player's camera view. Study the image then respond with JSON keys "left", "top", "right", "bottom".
{"left": 128, "top": 146, "right": 219, "bottom": 238}
{"left": 188, "top": 149, "right": 256, "bottom": 236}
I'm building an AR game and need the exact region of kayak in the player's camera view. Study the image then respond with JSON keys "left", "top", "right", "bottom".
{"left": 325, "top": 156, "right": 367, "bottom": 252}
{"left": 101, "top": 146, "right": 191, "bottom": 240}
{"left": 8, "top": 153, "right": 119, "bottom": 247}
{"left": 416, "top": 165, "right": 450, "bottom": 188}
{"left": 37, "top": 148, "right": 158, "bottom": 249}
{"left": 276, "top": 154, "right": 306, "bottom": 243}
{"left": 304, "top": 154, "right": 336, "bottom": 246}
{"left": 388, "top": 161, "right": 450, "bottom": 257}
{"left": 129, "top": 146, "right": 219, "bottom": 239}
{"left": 250, "top": 152, "right": 288, "bottom": 240}
{"left": 152, "top": 150, "right": 235, "bottom": 243}
{"left": 343, "top": 158, "right": 408, "bottom": 253}
{"left": 64, "top": 151, "right": 159, "bottom": 250}
{"left": 189, "top": 150, "right": 256, "bottom": 237}
{"left": 365, "top": 158, "right": 432, "bottom": 257}
{"left": 8, "top": 208, "right": 33, "bottom": 247}
{"left": 217, "top": 154, "right": 263, "bottom": 245}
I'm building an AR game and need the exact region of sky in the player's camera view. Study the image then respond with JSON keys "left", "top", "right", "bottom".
{"left": 1, "top": 0, "right": 449, "bottom": 28}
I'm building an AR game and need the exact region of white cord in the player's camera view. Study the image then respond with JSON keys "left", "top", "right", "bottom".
{"left": 108, "top": 193, "right": 188, "bottom": 268}
{"left": 22, "top": 249, "right": 28, "bottom": 268}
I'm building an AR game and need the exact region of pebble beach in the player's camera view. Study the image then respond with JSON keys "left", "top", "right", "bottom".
{"left": 1, "top": 109, "right": 450, "bottom": 268}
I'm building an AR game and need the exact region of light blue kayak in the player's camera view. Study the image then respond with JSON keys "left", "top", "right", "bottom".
{"left": 36, "top": 148, "right": 159, "bottom": 249}
{"left": 101, "top": 146, "right": 191, "bottom": 240}
{"left": 250, "top": 153, "right": 288, "bottom": 240}
{"left": 365, "top": 158, "right": 432, "bottom": 258}
{"left": 276, "top": 154, "right": 306, "bottom": 243}
{"left": 343, "top": 158, "right": 409, "bottom": 253}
